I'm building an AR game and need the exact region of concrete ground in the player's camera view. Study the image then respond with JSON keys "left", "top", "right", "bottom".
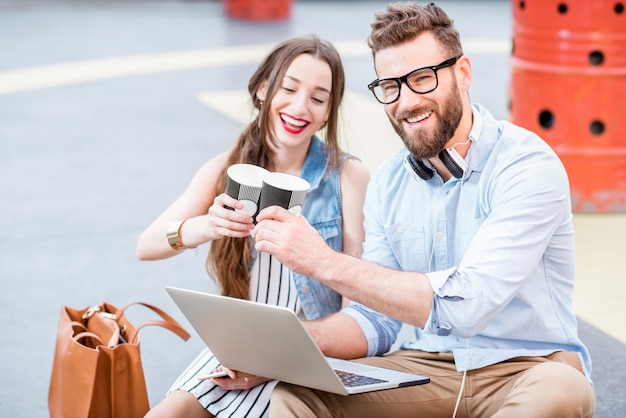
{"left": 1, "top": 0, "right": 624, "bottom": 416}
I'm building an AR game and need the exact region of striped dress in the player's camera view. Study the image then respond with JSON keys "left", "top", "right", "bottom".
{"left": 167, "top": 251, "right": 301, "bottom": 417}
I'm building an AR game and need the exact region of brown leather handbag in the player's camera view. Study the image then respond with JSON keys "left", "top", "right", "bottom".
{"left": 48, "top": 301, "right": 190, "bottom": 418}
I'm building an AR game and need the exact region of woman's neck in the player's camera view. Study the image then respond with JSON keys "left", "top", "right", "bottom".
{"left": 269, "top": 142, "right": 309, "bottom": 175}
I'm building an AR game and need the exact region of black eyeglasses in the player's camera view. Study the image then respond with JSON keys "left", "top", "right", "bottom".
{"left": 367, "top": 56, "right": 462, "bottom": 104}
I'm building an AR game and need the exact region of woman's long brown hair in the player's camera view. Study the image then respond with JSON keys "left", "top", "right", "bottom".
{"left": 206, "top": 35, "right": 346, "bottom": 299}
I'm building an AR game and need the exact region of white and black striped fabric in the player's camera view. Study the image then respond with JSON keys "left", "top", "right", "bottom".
{"left": 167, "top": 252, "right": 300, "bottom": 417}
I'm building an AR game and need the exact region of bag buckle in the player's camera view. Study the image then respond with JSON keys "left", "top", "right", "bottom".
{"left": 82, "top": 305, "right": 117, "bottom": 320}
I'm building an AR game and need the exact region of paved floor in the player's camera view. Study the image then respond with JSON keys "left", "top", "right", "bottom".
{"left": 1, "top": 1, "right": 624, "bottom": 416}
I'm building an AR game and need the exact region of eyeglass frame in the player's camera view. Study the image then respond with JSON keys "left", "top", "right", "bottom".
{"left": 367, "top": 55, "right": 462, "bottom": 104}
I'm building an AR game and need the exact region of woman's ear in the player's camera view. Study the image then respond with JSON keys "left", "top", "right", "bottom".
{"left": 256, "top": 81, "right": 268, "bottom": 103}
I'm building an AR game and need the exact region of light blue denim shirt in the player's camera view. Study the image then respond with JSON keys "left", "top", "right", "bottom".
{"left": 252, "top": 136, "right": 346, "bottom": 320}
{"left": 342, "top": 104, "right": 592, "bottom": 381}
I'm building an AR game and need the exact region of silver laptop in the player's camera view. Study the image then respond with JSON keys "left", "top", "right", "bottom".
{"left": 166, "top": 286, "right": 429, "bottom": 395}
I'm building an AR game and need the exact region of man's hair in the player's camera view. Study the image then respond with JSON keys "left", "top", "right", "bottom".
{"left": 367, "top": 2, "right": 463, "bottom": 58}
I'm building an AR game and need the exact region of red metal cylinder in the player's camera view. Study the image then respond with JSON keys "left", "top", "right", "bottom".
{"left": 223, "top": 0, "right": 292, "bottom": 21}
{"left": 510, "top": 0, "right": 626, "bottom": 212}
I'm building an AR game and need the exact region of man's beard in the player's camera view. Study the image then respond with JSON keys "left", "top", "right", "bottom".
{"left": 388, "top": 83, "right": 463, "bottom": 160}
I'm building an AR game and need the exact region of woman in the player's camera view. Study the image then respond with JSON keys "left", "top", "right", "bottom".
{"left": 137, "top": 35, "right": 369, "bottom": 418}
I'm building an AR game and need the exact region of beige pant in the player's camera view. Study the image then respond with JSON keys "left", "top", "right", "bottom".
{"left": 270, "top": 350, "right": 595, "bottom": 418}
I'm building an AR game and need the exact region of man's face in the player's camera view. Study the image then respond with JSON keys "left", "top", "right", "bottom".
{"left": 374, "top": 33, "right": 463, "bottom": 160}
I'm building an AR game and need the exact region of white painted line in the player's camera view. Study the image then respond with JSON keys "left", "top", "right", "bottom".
{"left": 0, "top": 44, "right": 275, "bottom": 95}
{"left": 0, "top": 38, "right": 511, "bottom": 95}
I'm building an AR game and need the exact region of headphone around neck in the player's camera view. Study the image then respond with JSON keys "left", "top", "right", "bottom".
{"left": 406, "top": 147, "right": 468, "bottom": 180}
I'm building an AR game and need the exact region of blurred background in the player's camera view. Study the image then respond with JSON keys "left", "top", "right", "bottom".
{"left": 1, "top": 0, "right": 624, "bottom": 416}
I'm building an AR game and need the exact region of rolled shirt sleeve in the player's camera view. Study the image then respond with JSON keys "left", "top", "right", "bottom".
{"left": 341, "top": 302, "right": 403, "bottom": 356}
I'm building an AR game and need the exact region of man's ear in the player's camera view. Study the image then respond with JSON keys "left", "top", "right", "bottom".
{"left": 457, "top": 55, "right": 472, "bottom": 91}
{"left": 256, "top": 80, "right": 268, "bottom": 103}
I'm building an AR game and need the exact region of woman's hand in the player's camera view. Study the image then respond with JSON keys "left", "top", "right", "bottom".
{"left": 205, "top": 193, "right": 255, "bottom": 239}
{"left": 210, "top": 366, "right": 271, "bottom": 391}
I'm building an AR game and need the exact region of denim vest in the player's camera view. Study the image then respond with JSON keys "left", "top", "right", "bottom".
{"left": 251, "top": 136, "right": 345, "bottom": 320}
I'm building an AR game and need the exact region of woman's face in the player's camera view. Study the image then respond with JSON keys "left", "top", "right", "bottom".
{"left": 265, "top": 53, "right": 332, "bottom": 151}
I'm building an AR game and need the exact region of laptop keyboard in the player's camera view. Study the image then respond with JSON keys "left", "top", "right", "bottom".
{"left": 334, "top": 369, "right": 388, "bottom": 387}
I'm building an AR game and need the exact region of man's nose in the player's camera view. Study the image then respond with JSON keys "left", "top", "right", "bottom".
{"left": 395, "top": 82, "right": 426, "bottom": 110}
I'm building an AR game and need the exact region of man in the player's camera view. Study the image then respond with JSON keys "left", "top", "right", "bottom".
{"left": 252, "top": 2, "right": 596, "bottom": 417}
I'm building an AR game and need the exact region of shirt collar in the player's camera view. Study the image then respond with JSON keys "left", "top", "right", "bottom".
{"left": 469, "top": 105, "right": 483, "bottom": 143}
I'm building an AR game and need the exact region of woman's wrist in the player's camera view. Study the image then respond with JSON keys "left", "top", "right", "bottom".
{"left": 166, "top": 219, "right": 197, "bottom": 251}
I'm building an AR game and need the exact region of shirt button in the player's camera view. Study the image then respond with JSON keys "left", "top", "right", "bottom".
{"left": 436, "top": 231, "right": 444, "bottom": 239}
{"left": 301, "top": 285, "right": 311, "bottom": 294}
{"left": 396, "top": 226, "right": 404, "bottom": 234}
{"left": 437, "top": 322, "right": 452, "bottom": 336}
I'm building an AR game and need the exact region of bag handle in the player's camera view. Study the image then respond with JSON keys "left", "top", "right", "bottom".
{"left": 115, "top": 302, "right": 191, "bottom": 344}
{"left": 73, "top": 331, "right": 104, "bottom": 348}
{"left": 71, "top": 318, "right": 121, "bottom": 348}
{"left": 71, "top": 321, "right": 89, "bottom": 334}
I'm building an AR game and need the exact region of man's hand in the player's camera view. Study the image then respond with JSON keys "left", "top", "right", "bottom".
{"left": 253, "top": 206, "right": 333, "bottom": 278}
